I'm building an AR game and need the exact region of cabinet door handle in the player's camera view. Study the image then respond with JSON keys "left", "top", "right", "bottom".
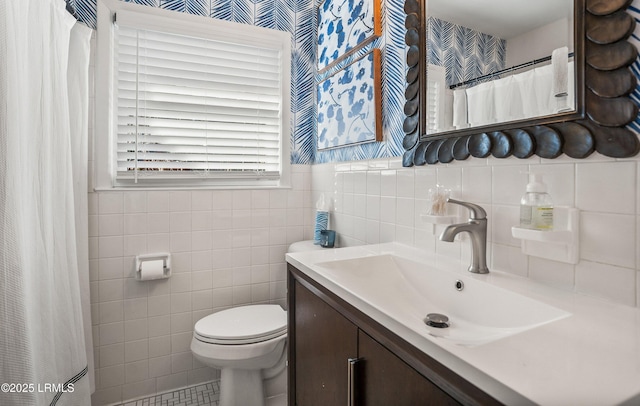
{"left": 347, "top": 357, "right": 361, "bottom": 406}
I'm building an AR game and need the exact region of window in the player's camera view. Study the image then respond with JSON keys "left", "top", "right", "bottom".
{"left": 426, "top": 64, "right": 446, "bottom": 133}
{"left": 95, "top": 0, "right": 291, "bottom": 188}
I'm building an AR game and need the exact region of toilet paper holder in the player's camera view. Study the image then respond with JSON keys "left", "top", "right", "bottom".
{"left": 135, "top": 253, "right": 171, "bottom": 281}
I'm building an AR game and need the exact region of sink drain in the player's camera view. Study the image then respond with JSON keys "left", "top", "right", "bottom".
{"left": 424, "top": 313, "right": 450, "bottom": 328}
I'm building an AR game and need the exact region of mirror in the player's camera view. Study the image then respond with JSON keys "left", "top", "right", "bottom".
{"left": 403, "top": 0, "right": 639, "bottom": 166}
{"left": 426, "top": 0, "right": 575, "bottom": 135}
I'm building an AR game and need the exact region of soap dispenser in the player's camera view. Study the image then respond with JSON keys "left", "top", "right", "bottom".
{"left": 520, "top": 174, "right": 553, "bottom": 230}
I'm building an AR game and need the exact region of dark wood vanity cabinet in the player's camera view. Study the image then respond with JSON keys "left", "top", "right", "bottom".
{"left": 288, "top": 264, "right": 502, "bottom": 406}
{"left": 356, "top": 330, "right": 458, "bottom": 405}
{"left": 292, "top": 275, "right": 358, "bottom": 405}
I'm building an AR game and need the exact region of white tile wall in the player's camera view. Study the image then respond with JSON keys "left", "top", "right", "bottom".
{"left": 89, "top": 166, "right": 313, "bottom": 406}
{"left": 311, "top": 155, "right": 640, "bottom": 309}
{"left": 89, "top": 156, "right": 639, "bottom": 405}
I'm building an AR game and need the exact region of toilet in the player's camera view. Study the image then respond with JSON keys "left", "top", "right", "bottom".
{"left": 191, "top": 241, "right": 327, "bottom": 406}
{"left": 191, "top": 304, "right": 288, "bottom": 406}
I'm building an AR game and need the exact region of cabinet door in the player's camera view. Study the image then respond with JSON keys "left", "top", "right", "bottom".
{"left": 294, "top": 280, "right": 359, "bottom": 406}
{"left": 357, "top": 331, "right": 460, "bottom": 406}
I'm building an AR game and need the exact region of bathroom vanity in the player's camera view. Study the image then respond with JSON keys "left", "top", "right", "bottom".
{"left": 286, "top": 243, "right": 640, "bottom": 405}
{"left": 288, "top": 264, "right": 498, "bottom": 405}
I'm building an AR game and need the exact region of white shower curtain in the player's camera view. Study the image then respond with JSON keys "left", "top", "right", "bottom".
{"left": 0, "top": 0, "right": 93, "bottom": 405}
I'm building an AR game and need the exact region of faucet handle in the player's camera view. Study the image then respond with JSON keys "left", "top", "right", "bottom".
{"left": 447, "top": 198, "right": 487, "bottom": 220}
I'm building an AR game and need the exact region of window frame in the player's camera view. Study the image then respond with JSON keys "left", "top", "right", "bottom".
{"left": 94, "top": 0, "right": 291, "bottom": 190}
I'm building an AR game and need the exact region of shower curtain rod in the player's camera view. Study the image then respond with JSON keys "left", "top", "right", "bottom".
{"left": 449, "top": 52, "right": 575, "bottom": 90}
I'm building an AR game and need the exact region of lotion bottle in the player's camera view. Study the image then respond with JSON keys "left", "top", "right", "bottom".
{"left": 520, "top": 174, "right": 553, "bottom": 230}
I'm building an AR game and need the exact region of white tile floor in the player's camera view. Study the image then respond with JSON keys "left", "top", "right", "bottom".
{"left": 116, "top": 381, "right": 220, "bottom": 406}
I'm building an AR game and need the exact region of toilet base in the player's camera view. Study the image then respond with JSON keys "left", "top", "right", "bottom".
{"left": 220, "top": 368, "right": 265, "bottom": 406}
{"left": 217, "top": 354, "right": 287, "bottom": 406}
{"left": 264, "top": 363, "right": 286, "bottom": 399}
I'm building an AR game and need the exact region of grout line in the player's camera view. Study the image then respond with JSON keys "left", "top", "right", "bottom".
{"left": 112, "top": 380, "right": 220, "bottom": 406}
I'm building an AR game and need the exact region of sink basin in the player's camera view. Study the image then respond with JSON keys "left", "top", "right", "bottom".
{"left": 315, "top": 254, "right": 570, "bottom": 346}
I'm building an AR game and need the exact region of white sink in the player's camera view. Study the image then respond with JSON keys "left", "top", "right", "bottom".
{"left": 316, "top": 254, "right": 570, "bottom": 346}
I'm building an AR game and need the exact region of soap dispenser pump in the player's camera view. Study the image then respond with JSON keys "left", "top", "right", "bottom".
{"left": 520, "top": 174, "right": 553, "bottom": 230}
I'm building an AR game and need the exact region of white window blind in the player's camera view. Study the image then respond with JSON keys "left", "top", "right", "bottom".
{"left": 426, "top": 65, "right": 446, "bottom": 134}
{"left": 113, "top": 13, "right": 288, "bottom": 186}
{"left": 426, "top": 79, "right": 439, "bottom": 133}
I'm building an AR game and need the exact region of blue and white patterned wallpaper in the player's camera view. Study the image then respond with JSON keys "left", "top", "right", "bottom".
{"left": 67, "top": 0, "right": 407, "bottom": 165}
{"left": 68, "top": 0, "right": 318, "bottom": 165}
{"left": 67, "top": 0, "right": 640, "bottom": 164}
{"left": 317, "top": 0, "right": 378, "bottom": 71}
{"left": 427, "top": 17, "right": 506, "bottom": 87}
{"left": 317, "top": 51, "right": 379, "bottom": 149}
{"left": 314, "top": 0, "right": 407, "bottom": 163}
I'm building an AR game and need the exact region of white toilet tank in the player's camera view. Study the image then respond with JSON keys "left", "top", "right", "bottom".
{"left": 287, "top": 240, "right": 326, "bottom": 253}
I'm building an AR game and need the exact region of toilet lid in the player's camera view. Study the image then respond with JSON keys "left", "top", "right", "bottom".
{"left": 194, "top": 305, "right": 287, "bottom": 344}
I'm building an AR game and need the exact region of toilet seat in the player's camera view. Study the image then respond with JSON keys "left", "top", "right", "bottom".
{"left": 194, "top": 304, "right": 287, "bottom": 345}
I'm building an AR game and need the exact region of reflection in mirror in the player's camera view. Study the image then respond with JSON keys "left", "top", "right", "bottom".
{"left": 403, "top": 0, "right": 639, "bottom": 165}
{"left": 426, "top": 0, "right": 575, "bottom": 135}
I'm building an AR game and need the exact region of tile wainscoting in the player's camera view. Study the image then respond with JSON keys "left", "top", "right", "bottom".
{"left": 311, "top": 155, "right": 640, "bottom": 308}
{"left": 88, "top": 166, "right": 314, "bottom": 405}
{"left": 89, "top": 154, "right": 640, "bottom": 406}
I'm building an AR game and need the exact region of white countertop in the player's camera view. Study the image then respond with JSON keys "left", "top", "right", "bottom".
{"left": 286, "top": 242, "right": 640, "bottom": 406}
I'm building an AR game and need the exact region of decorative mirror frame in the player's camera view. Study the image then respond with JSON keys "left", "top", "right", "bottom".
{"left": 402, "top": 0, "right": 639, "bottom": 166}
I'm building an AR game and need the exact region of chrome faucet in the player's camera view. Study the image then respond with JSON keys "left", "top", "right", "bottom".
{"left": 439, "top": 198, "right": 489, "bottom": 274}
